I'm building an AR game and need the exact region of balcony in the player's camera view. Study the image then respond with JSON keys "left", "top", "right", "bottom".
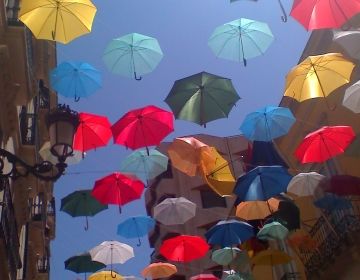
{"left": 37, "top": 255, "right": 49, "bottom": 274}
{"left": 19, "top": 106, "right": 37, "bottom": 146}
{"left": 38, "top": 81, "right": 50, "bottom": 110}
{"left": 30, "top": 193, "right": 45, "bottom": 222}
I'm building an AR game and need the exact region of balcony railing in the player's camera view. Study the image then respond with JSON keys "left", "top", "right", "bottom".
{"left": 30, "top": 193, "right": 45, "bottom": 222}
{"left": 38, "top": 80, "right": 50, "bottom": 110}
{"left": 37, "top": 256, "right": 49, "bottom": 273}
{"left": 19, "top": 106, "right": 37, "bottom": 146}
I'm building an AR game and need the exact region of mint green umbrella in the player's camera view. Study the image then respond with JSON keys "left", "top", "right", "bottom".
{"left": 208, "top": 18, "right": 274, "bottom": 66}
{"left": 256, "top": 221, "right": 289, "bottom": 241}
{"left": 120, "top": 148, "right": 168, "bottom": 184}
{"left": 211, "top": 247, "right": 243, "bottom": 266}
{"left": 103, "top": 33, "right": 163, "bottom": 80}
{"left": 164, "top": 72, "right": 240, "bottom": 127}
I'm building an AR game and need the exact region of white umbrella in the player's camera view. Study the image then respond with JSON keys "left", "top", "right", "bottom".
{"left": 153, "top": 197, "right": 196, "bottom": 225}
{"left": 343, "top": 80, "right": 360, "bottom": 113}
{"left": 39, "top": 141, "right": 84, "bottom": 165}
{"left": 333, "top": 30, "right": 360, "bottom": 60}
{"left": 287, "top": 172, "right": 325, "bottom": 197}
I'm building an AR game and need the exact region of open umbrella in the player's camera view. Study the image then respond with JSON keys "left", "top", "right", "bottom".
{"left": 159, "top": 235, "right": 209, "bottom": 263}
{"left": 235, "top": 198, "right": 280, "bottom": 220}
{"left": 190, "top": 274, "right": 219, "bottom": 280}
{"left": 73, "top": 112, "right": 112, "bottom": 155}
{"left": 103, "top": 33, "right": 163, "bottom": 80}
{"left": 290, "top": 0, "right": 360, "bottom": 30}
{"left": 65, "top": 252, "right": 105, "bottom": 278}
{"left": 120, "top": 148, "right": 168, "bottom": 184}
{"left": 18, "top": 0, "right": 97, "bottom": 44}
{"left": 50, "top": 61, "right": 102, "bottom": 101}
{"left": 111, "top": 105, "right": 174, "bottom": 153}
{"left": 257, "top": 221, "right": 289, "bottom": 241}
{"left": 141, "top": 262, "right": 177, "bottom": 279}
{"left": 60, "top": 190, "right": 108, "bottom": 230}
{"left": 153, "top": 197, "right": 196, "bottom": 225}
{"left": 287, "top": 172, "right": 325, "bottom": 197}
{"left": 284, "top": 53, "right": 355, "bottom": 104}
{"left": 205, "top": 219, "right": 254, "bottom": 247}
{"left": 321, "top": 175, "right": 360, "bottom": 196}
{"left": 39, "top": 141, "right": 83, "bottom": 165}
{"left": 268, "top": 198, "right": 301, "bottom": 231}
{"left": 343, "top": 80, "right": 360, "bottom": 113}
{"left": 117, "top": 216, "right": 155, "bottom": 246}
{"left": 314, "top": 193, "right": 352, "bottom": 211}
{"left": 250, "top": 141, "right": 288, "bottom": 170}
{"left": 240, "top": 106, "right": 295, "bottom": 142}
{"left": 89, "top": 270, "right": 123, "bottom": 280}
{"left": 208, "top": 18, "right": 274, "bottom": 66}
{"left": 91, "top": 172, "right": 144, "bottom": 213}
{"left": 211, "top": 247, "right": 242, "bottom": 266}
{"left": 333, "top": 30, "right": 360, "bottom": 60}
{"left": 294, "top": 126, "right": 355, "bottom": 164}
{"left": 164, "top": 72, "right": 240, "bottom": 127}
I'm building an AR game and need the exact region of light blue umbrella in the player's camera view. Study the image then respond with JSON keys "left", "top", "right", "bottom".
{"left": 314, "top": 194, "right": 352, "bottom": 211}
{"left": 208, "top": 18, "right": 274, "bottom": 66}
{"left": 257, "top": 221, "right": 289, "bottom": 241}
{"left": 120, "top": 148, "right": 168, "bottom": 184}
{"left": 211, "top": 247, "right": 243, "bottom": 265}
{"left": 50, "top": 61, "right": 102, "bottom": 102}
{"left": 240, "top": 106, "right": 296, "bottom": 142}
{"left": 117, "top": 215, "right": 156, "bottom": 246}
{"left": 103, "top": 33, "right": 163, "bottom": 80}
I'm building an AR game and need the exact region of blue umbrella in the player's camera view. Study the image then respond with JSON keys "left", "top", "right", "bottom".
{"left": 50, "top": 61, "right": 102, "bottom": 102}
{"left": 240, "top": 106, "right": 295, "bottom": 142}
{"left": 117, "top": 216, "right": 156, "bottom": 246}
{"left": 234, "top": 166, "right": 292, "bottom": 202}
{"left": 205, "top": 219, "right": 254, "bottom": 247}
{"left": 250, "top": 141, "right": 288, "bottom": 171}
{"left": 314, "top": 194, "right": 352, "bottom": 211}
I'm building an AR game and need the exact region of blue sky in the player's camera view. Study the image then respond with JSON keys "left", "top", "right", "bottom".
{"left": 50, "top": 0, "right": 309, "bottom": 278}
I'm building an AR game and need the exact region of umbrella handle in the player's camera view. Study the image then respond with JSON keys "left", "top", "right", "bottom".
{"left": 74, "top": 96, "right": 80, "bottom": 102}
{"left": 84, "top": 216, "right": 89, "bottom": 231}
{"left": 119, "top": 205, "right": 122, "bottom": 214}
{"left": 134, "top": 72, "right": 142, "bottom": 81}
{"left": 243, "top": 58, "right": 247, "bottom": 67}
{"left": 278, "top": 0, "right": 287, "bottom": 22}
{"left": 137, "top": 237, "right": 141, "bottom": 247}
{"left": 111, "top": 270, "right": 117, "bottom": 278}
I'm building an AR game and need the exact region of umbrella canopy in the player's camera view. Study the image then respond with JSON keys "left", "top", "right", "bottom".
{"left": 111, "top": 105, "right": 174, "bottom": 151}
{"left": 164, "top": 72, "right": 240, "bottom": 126}
{"left": 211, "top": 247, "right": 242, "bottom": 266}
{"left": 205, "top": 219, "right": 254, "bottom": 247}
{"left": 153, "top": 197, "right": 196, "bottom": 225}
{"left": 321, "top": 175, "right": 360, "bottom": 196}
{"left": 251, "top": 249, "right": 292, "bottom": 266}
{"left": 18, "top": 0, "right": 97, "bottom": 44}
{"left": 120, "top": 148, "right": 168, "bottom": 183}
{"left": 287, "top": 172, "right": 325, "bottom": 197}
{"left": 224, "top": 273, "right": 254, "bottom": 280}
{"left": 73, "top": 112, "right": 112, "bottom": 153}
{"left": 65, "top": 252, "right": 105, "bottom": 274}
{"left": 141, "top": 262, "right": 177, "bottom": 279}
{"left": 117, "top": 216, "right": 155, "bottom": 246}
{"left": 240, "top": 106, "right": 295, "bottom": 141}
{"left": 50, "top": 61, "right": 102, "bottom": 101}
{"left": 314, "top": 193, "right": 352, "bottom": 211}
{"left": 250, "top": 141, "right": 288, "bottom": 170}
{"left": 159, "top": 235, "right": 209, "bottom": 263}
{"left": 234, "top": 166, "right": 292, "bottom": 201}
{"left": 103, "top": 33, "right": 163, "bottom": 80}
{"left": 235, "top": 198, "right": 280, "bottom": 220}
{"left": 283, "top": 53, "right": 355, "bottom": 102}
{"left": 199, "top": 146, "right": 236, "bottom": 196}
{"left": 89, "top": 270, "right": 123, "bottom": 280}
{"left": 167, "top": 137, "right": 209, "bottom": 176}
{"left": 39, "top": 141, "right": 83, "bottom": 165}
{"left": 208, "top": 18, "right": 274, "bottom": 66}
{"left": 290, "top": 0, "right": 360, "bottom": 30}
{"left": 89, "top": 241, "right": 134, "bottom": 265}
{"left": 287, "top": 230, "right": 317, "bottom": 251}
{"left": 91, "top": 172, "right": 144, "bottom": 211}
{"left": 268, "top": 198, "right": 301, "bottom": 231}
{"left": 343, "top": 80, "right": 360, "bottom": 113}
{"left": 294, "top": 126, "right": 355, "bottom": 164}
{"left": 190, "top": 274, "right": 219, "bottom": 280}
{"left": 333, "top": 30, "right": 360, "bottom": 60}
{"left": 257, "top": 221, "right": 289, "bottom": 241}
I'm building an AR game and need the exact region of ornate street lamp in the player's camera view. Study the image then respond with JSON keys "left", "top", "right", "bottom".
{"left": 0, "top": 104, "right": 79, "bottom": 181}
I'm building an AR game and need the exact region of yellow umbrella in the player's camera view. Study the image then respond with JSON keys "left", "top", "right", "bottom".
{"left": 199, "top": 146, "right": 235, "bottom": 196}
{"left": 284, "top": 53, "right": 354, "bottom": 102}
{"left": 251, "top": 249, "right": 292, "bottom": 266}
{"left": 88, "top": 271, "right": 123, "bottom": 280}
{"left": 235, "top": 198, "right": 280, "bottom": 220}
{"left": 141, "top": 262, "right": 177, "bottom": 279}
{"left": 18, "top": 0, "right": 97, "bottom": 44}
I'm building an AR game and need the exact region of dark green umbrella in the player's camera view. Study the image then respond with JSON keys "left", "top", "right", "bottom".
{"left": 164, "top": 72, "right": 240, "bottom": 127}
{"left": 60, "top": 190, "right": 108, "bottom": 230}
{"left": 65, "top": 252, "right": 105, "bottom": 279}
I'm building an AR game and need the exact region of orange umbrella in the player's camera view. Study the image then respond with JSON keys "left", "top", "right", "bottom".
{"left": 167, "top": 137, "right": 209, "bottom": 176}
{"left": 141, "top": 262, "right": 177, "bottom": 279}
{"left": 287, "top": 230, "right": 317, "bottom": 251}
{"left": 235, "top": 198, "right": 280, "bottom": 220}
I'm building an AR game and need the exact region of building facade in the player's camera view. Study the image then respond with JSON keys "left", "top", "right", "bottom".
{"left": 0, "top": 0, "right": 57, "bottom": 279}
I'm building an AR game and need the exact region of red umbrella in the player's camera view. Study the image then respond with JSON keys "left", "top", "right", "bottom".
{"left": 111, "top": 105, "right": 174, "bottom": 153}
{"left": 321, "top": 175, "right": 360, "bottom": 196}
{"left": 91, "top": 172, "right": 144, "bottom": 212}
{"left": 190, "top": 274, "right": 219, "bottom": 280}
{"left": 295, "top": 126, "right": 355, "bottom": 164}
{"left": 290, "top": 0, "right": 360, "bottom": 30}
{"left": 159, "top": 235, "right": 209, "bottom": 263}
{"left": 73, "top": 112, "right": 112, "bottom": 153}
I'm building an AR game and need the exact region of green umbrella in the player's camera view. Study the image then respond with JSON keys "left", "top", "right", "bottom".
{"left": 164, "top": 72, "right": 240, "bottom": 127}
{"left": 103, "top": 32, "right": 163, "bottom": 80}
{"left": 65, "top": 252, "right": 105, "bottom": 278}
{"left": 60, "top": 190, "right": 108, "bottom": 230}
{"left": 211, "top": 247, "right": 242, "bottom": 266}
{"left": 225, "top": 272, "right": 254, "bottom": 280}
{"left": 256, "top": 221, "right": 289, "bottom": 241}
{"left": 208, "top": 18, "right": 274, "bottom": 66}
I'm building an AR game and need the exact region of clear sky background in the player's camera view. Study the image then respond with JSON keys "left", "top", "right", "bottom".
{"left": 50, "top": 0, "right": 310, "bottom": 279}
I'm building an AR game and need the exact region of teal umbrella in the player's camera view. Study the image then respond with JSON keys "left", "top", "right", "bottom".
{"left": 211, "top": 247, "right": 242, "bottom": 266}
{"left": 120, "top": 148, "right": 168, "bottom": 184}
{"left": 164, "top": 72, "right": 240, "bottom": 127}
{"left": 65, "top": 252, "right": 105, "bottom": 278}
{"left": 208, "top": 18, "right": 274, "bottom": 66}
{"left": 256, "top": 221, "right": 289, "bottom": 241}
{"left": 103, "top": 32, "right": 163, "bottom": 80}
{"left": 60, "top": 190, "right": 108, "bottom": 230}
{"left": 225, "top": 272, "right": 254, "bottom": 280}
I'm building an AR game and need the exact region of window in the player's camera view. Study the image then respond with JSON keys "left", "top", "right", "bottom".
{"left": 200, "top": 189, "right": 227, "bottom": 208}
